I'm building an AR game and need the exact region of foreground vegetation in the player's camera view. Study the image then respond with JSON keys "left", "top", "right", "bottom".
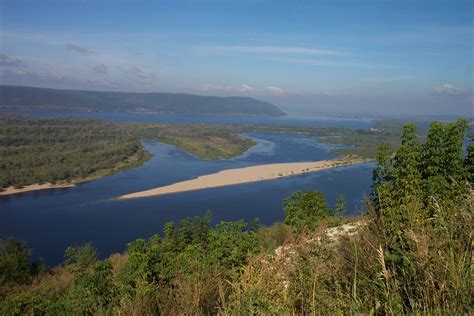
{"left": 0, "top": 118, "right": 472, "bottom": 314}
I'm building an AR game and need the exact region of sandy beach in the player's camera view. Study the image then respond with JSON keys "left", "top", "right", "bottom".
{"left": 118, "top": 157, "right": 369, "bottom": 200}
{"left": 0, "top": 183, "right": 75, "bottom": 196}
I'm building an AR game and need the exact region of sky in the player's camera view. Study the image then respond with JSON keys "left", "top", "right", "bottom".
{"left": 0, "top": 0, "right": 473, "bottom": 116}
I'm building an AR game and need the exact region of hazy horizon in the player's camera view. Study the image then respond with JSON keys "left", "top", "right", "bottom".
{"left": 1, "top": 0, "right": 472, "bottom": 116}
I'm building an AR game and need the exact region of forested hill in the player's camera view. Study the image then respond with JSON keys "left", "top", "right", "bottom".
{"left": 0, "top": 85, "right": 286, "bottom": 116}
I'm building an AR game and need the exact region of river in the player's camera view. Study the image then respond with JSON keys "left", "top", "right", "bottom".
{"left": 0, "top": 114, "right": 374, "bottom": 266}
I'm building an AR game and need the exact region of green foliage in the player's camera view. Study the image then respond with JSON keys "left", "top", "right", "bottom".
{"left": 0, "top": 238, "right": 32, "bottom": 285}
{"left": 335, "top": 194, "right": 347, "bottom": 215}
{"left": 372, "top": 143, "right": 392, "bottom": 187}
{"left": 129, "top": 123, "right": 256, "bottom": 159}
{"left": 66, "top": 260, "right": 116, "bottom": 314}
{"left": 421, "top": 121, "right": 448, "bottom": 199}
{"left": 373, "top": 119, "right": 471, "bottom": 210}
{"left": 370, "top": 120, "right": 471, "bottom": 270}
{"left": 64, "top": 243, "right": 97, "bottom": 272}
{"left": 208, "top": 221, "right": 258, "bottom": 268}
{"left": 0, "top": 292, "right": 44, "bottom": 316}
{"left": 443, "top": 118, "right": 468, "bottom": 183}
{"left": 393, "top": 123, "right": 422, "bottom": 203}
{"left": 0, "top": 115, "right": 150, "bottom": 189}
{"left": 318, "top": 120, "right": 403, "bottom": 159}
{"left": 465, "top": 139, "right": 474, "bottom": 183}
{"left": 284, "top": 191, "right": 333, "bottom": 231}
{"left": 372, "top": 142, "right": 394, "bottom": 208}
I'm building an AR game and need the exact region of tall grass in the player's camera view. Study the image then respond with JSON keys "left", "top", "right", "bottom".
{"left": 221, "top": 191, "right": 472, "bottom": 314}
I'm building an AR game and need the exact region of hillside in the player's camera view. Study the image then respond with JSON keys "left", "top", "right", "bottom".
{"left": 0, "top": 85, "right": 286, "bottom": 116}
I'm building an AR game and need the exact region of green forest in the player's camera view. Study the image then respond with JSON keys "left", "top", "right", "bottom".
{"left": 1, "top": 118, "right": 472, "bottom": 314}
{"left": 0, "top": 115, "right": 150, "bottom": 189}
{"left": 0, "top": 115, "right": 259, "bottom": 190}
{"left": 0, "top": 85, "right": 285, "bottom": 116}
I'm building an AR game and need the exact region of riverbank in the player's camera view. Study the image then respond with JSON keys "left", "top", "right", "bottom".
{"left": 118, "top": 157, "right": 371, "bottom": 200}
{"left": 0, "top": 183, "right": 75, "bottom": 196}
{"left": 0, "top": 149, "right": 152, "bottom": 197}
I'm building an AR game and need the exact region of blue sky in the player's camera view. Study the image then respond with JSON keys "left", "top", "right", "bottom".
{"left": 0, "top": 0, "right": 472, "bottom": 115}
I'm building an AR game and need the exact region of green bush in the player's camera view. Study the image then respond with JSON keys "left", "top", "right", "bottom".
{"left": 0, "top": 237, "right": 32, "bottom": 285}
{"left": 284, "top": 190, "right": 333, "bottom": 232}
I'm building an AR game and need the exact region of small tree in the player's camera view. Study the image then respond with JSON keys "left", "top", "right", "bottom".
{"left": 421, "top": 121, "right": 448, "bottom": 200}
{"left": 392, "top": 123, "right": 423, "bottom": 210}
{"left": 465, "top": 139, "right": 474, "bottom": 184}
{"left": 208, "top": 221, "right": 257, "bottom": 268}
{"left": 64, "top": 243, "right": 97, "bottom": 272}
{"left": 0, "top": 237, "right": 32, "bottom": 285}
{"left": 335, "top": 194, "right": 347, "bottom": 216}
{"left": 283, "top": 191, "right": 332, "bottom": 232}
{"left": 371, "top": 143, "right": 394, "bottom": 209}
{"left": 443, "top": 119, "right": 468, "bottom": 183}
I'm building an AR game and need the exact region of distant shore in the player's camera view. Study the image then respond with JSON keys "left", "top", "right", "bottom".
{"left": 0, "top": 183, "right": 75, "bottom": 196}
{"left": 0, "top": 149, "right": 152, "bottom": 197}
{"left": 118, "top": 157, "right": 371, "bottom": 200}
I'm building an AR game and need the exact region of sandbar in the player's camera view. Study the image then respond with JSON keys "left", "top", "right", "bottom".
{"left": 0, "top": 183, "right": 74, "bottom": 196}
{"left": 118, "top": 157, "right": 369, "bottom": 200}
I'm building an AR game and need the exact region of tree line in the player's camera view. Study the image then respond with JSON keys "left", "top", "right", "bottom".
{"left": 0, "top": 115, "right": 149, "bottom": 189}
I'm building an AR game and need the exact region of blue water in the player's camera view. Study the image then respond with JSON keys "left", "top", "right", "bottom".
{"left": 5, "top": 111, "right": 373, "bottom": 129}
{"left": 0, "top": 129, "right": 374, "bottom": 266}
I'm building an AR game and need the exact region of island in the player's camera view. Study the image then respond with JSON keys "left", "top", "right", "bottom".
{"left": 0, "top": 115, "right": 151, "bottom": 196}
{"left": 118, "top": 157, "right": 369, "bottom": 200}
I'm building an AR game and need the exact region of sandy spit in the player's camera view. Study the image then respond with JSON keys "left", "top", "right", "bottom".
{"left": 0, "top": 183, "right": 75, "bottom": 196}
{"left": 118, "top": 157, "right": 369, "bottom": 200}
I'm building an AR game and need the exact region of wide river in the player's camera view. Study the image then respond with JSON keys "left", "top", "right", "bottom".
{"left": 0, "top": 113, "right": 374, "bottom": 266}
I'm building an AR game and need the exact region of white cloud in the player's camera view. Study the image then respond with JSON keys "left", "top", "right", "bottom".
{"left": 238, "top": 84, "right": 254, "bottom": 93}
{"left": 434, "top": 83, "right": 461, "bottom": 95}
{"left": 198, "top": 83, "right": 288, "bottom": 97}
{"left": 264, "top": 86, "right": 286, "bottom": 96}
{"left": 199, "top": 83, "right": 255, "bottom": 95}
